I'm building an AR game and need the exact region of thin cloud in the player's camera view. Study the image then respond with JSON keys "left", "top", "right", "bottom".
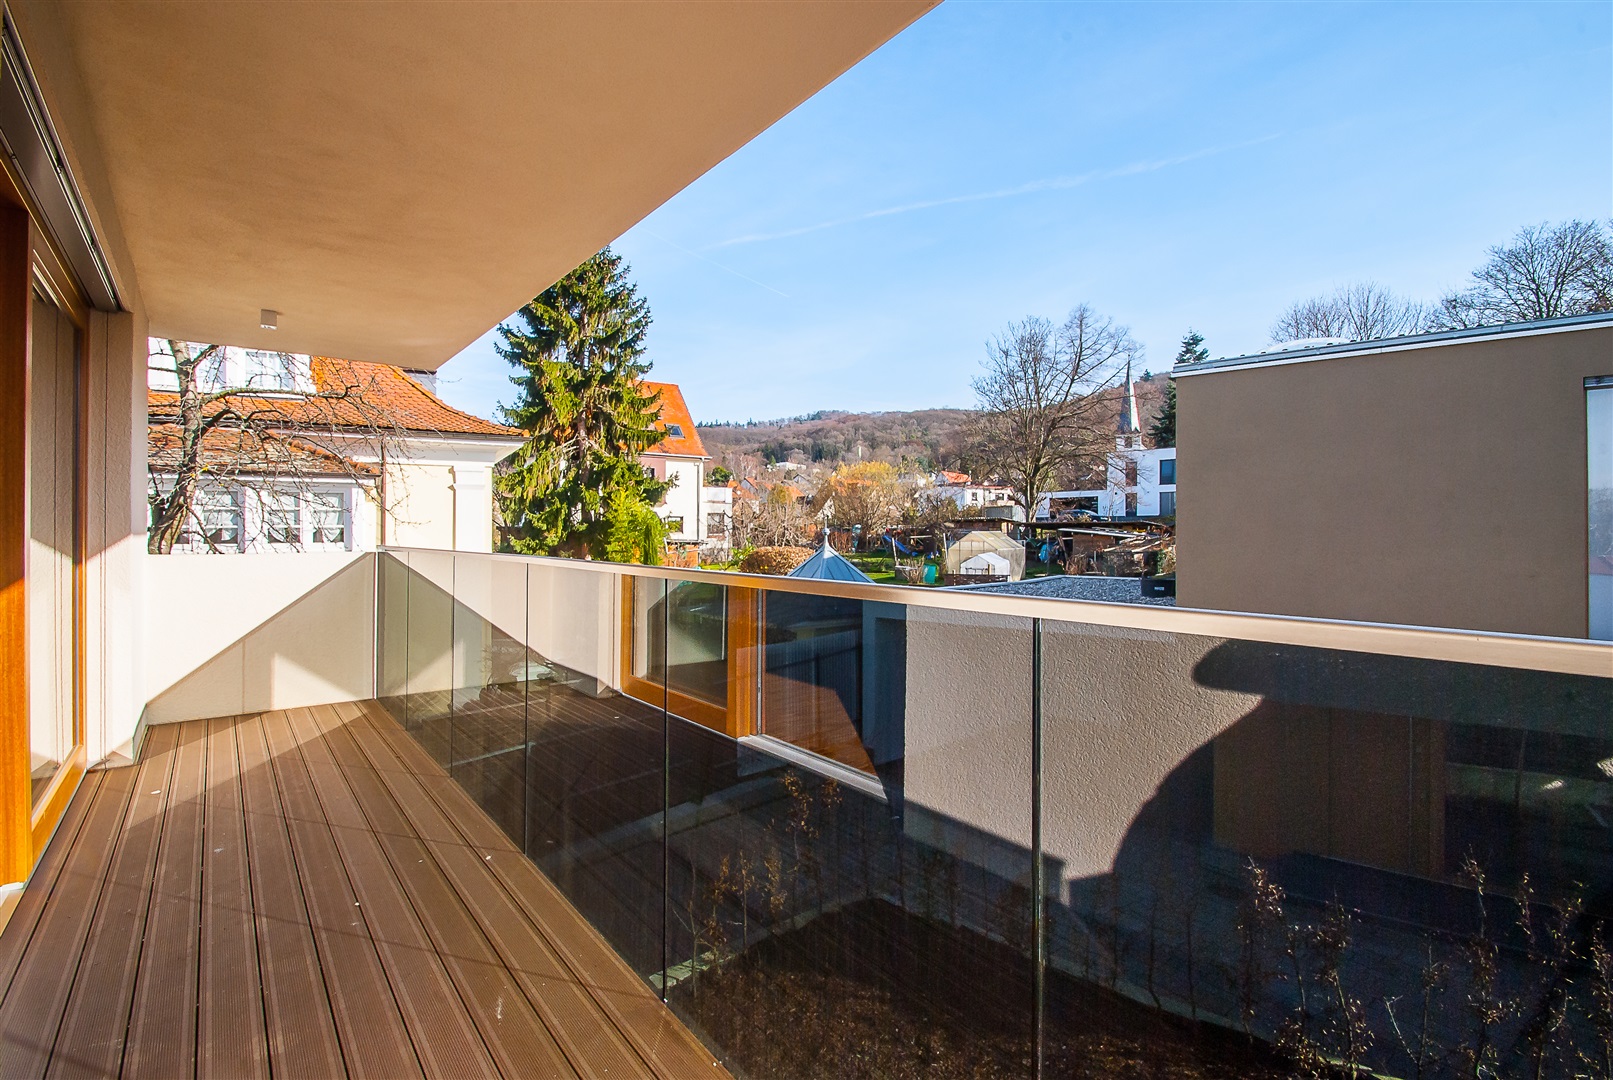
{"left": 709, "top": 134, "right": 1282, "bottom": 249}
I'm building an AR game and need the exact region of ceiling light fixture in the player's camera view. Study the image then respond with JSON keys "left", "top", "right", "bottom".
{"left": 260, "top": 308, "right": 278, "bottom": 330}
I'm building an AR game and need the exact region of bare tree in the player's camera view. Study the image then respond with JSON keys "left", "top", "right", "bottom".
{"left": 970, "top": 307, "right": 1135, "bottom": 519}
{"left": 814, "top": 461, "right": 907, "bottom": 546}
{"left": 147, "top": 340, "right": 408, "bottom": 554}
{"left": 730, "top": 484, "right": 815, "bottom": 550}
{"left": 1270, "top": 282, "right": 1432, "bottom": 344}
{"left": 1437, "top": 219, "right": 1613, "bottom": 328}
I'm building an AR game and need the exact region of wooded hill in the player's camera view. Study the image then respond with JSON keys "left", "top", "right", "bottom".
{"left": 698, "top": 373, "right": 1170, "bottom": 473}
{"left": 699, "top": 408, "right": 978, "bottom": 470}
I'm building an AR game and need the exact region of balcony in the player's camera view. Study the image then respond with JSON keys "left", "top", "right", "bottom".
{"left": 0, "top": 700, "right": 723, "bottom": 1078}
{"left": 47, "top": 554, "right": 1600, "bottom": 1076}
{"left": 6, "top": 548, "right": 1611, "bottom": 1077}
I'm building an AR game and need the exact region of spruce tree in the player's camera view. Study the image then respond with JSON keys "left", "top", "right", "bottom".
{"left": 1150, "top": 330, "right": 1204, "bottom": 448}
{"left": 497, "top": 248, "right": 668, "bottom": 560}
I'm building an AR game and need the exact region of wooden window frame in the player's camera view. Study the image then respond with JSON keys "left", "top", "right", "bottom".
{"left": 619, "top": 576, "right": 757, "bottom": 741}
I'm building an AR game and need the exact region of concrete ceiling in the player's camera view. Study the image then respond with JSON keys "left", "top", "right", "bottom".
{"left": 22, "top": 1, "right": 936, "bottom": 368}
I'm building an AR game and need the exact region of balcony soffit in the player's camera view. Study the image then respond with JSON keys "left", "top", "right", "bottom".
{"left": 29, "top": 1, "right": 936, "bottom": 368}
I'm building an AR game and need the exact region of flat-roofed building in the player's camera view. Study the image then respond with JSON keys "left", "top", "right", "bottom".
{"left": 1173, "top": 312, "right": 1613, "bottom": 638}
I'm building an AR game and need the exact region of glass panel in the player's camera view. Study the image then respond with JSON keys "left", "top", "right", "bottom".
{"left": 664, "top": 591, "right": 1037, "bottom": 1076}
{"left": 27, "top": 289, "right": 78, "bottom": 806}
{"left": 401, "top": 549, "right": 455, "bottom": 766}
{"left": 446, "top": 554, "right": 531, "bottom": 845}
{"left": 638, "top": 578, "right": 728, "bottom": 706}
{"left": 375, "top": 551, "right": 411, "bottom": 718}
{"left": 527, "top": 569, "right": 667, "bottom": 978}
{"left": 1040, "top": 619, "right": 1613, "bottom": 1076}
{"left": 760, "top": 590, "right": 872, "bottom": 773}
{"left": 1590, "top": 384, "right": 1612, "bottom": 640}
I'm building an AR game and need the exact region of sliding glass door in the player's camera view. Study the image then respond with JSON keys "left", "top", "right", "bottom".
{"left": 27, "top": 284, "right": 81, "bottom": 809}
{"left": 26, "top": 278, "right": 83, "bottom": 829}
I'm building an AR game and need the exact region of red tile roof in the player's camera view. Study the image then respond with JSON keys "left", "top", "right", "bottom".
{"left": 148, "top": 423, "right": 380, "bottom": 479}
{"left": 642, "top": 381, "right": 708, "bottom": 458}
{"left": 147, "top": 357, "right": 523, "bottom": 439}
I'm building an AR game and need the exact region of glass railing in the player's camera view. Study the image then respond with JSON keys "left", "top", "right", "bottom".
{"left": 375, "top": 548, "right": 1613, "bottom": 1080}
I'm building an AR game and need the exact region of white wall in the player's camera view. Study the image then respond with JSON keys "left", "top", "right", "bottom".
{"left": 1037, "top": 447, "right": 1177, "bottom": 519}
{"left": 653, "top": 456, "right": 704, "bottom": 542}
{"left": 381, "top": 458, "right": 503, "bottom": 552}
{"left": 142, "top": 552, "right": 376, "bottom": 726}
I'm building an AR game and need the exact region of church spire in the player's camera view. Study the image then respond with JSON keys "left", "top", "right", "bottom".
{"left": 1117, "top": 359, "right": 1140, "bottom": 436}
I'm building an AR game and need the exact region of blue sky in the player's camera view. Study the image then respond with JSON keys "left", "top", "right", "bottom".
{"left": 434, "top": 1, "right": 1612, "bottom": 425}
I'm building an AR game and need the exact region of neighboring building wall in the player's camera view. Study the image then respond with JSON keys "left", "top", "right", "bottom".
{"left": 663, "top": 456, "right": 704, "bottom": 543}
{"left": 1036, "top": 446, "right": 1176, "bottom": 520}
{"left": 1176, "top": 323, "right": 1613, "bottom": 637}
{"left": 702, "top": 484, "right": 733, "bottom": 556}
{"left": 380, "top": 459, "right": 501, "bottom": 552}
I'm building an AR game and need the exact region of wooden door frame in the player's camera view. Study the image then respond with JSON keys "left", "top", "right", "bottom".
{"left": 0, "top": 199, "right": 33, "bottom": 885}
{"left": 0, "top": 182, "right": 92, "bottom": 883}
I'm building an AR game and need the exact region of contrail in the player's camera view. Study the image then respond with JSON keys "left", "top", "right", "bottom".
{"left": 709, "top": 134, "right": 1282, "bottom": 249}
{"left": 639, "top": 227, "right": 791, "bottom": 298}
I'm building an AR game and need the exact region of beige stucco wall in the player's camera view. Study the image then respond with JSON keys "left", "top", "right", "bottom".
{"left": 142, "top": 552, "right": 376, "bottom": 725}
{"left": 83, "top": 310, "right": 149, "bottom": 764}
{"left": 1176, "top": 325, "right": 1613, "bottom": 637}
{"left": 382, "top": 461, "right": 501, "bottom": 552}
{"left": 902, "top": 609, "right": 1034, "bottom": 877}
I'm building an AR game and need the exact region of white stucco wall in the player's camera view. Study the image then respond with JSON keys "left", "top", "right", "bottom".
{"left": 1036, "top": 446, "right": 1177, "bottom": 519}
{"left": 652, "top": 456, "right": 705, "bottom": 542}
{"left": 142, "top": 552, "right": 376, "bottom": 725}
{"left": 380, "top": 456, "right": 506, "bottom": 552}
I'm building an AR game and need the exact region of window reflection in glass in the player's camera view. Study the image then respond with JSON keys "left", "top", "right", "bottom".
{"left": 637, "top": 579, "right": 727, "bottom": 705}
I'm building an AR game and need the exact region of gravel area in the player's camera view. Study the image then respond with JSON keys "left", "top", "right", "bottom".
{"left": 951, "top": 574, "right": 1177, "bottom": 606}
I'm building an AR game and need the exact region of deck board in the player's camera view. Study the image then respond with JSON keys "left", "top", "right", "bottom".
{"left": 260, "top": 708, "right": 425, "bottom": 1080}
{"left": 123, "top": 719, "right": 208, "bottom": 1080}
{"left": 44, "top": 724, "right": 177, "bottom": 1079}
{"left": 237, "top": 711, "right": 348, "bottom": 1079}
{"left": 0, "top": 703, "right": 728, "bottom": 1079}
{"left": 199, "top": 714, "right": 270, "bottom": 1079}
{"left": 0, "top": 763, "right": 137, "bottom": 1078}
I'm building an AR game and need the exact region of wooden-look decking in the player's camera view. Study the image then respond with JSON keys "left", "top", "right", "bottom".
{"left": 0, "top": 701, "right": 727, "bottom": 1079}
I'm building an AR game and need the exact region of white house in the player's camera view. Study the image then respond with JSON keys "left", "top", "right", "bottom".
{"left": 924, "top": 471, "right": 1023, "bottom": 520}
{"left": 701, "top": 483, "right": 734, "bottom": 560}
{"left": 148, "top": 343, "right": 525, "bottom": 553}
{"left": 639, "top": 382, "right": 712, "bottom": 557}
{"left": 1035, "top": 366, "right": 1177, "bottom": 521}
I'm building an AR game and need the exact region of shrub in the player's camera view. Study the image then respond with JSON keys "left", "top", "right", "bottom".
{"left": 740, "top": 546, "right": 814, "bottom": 576}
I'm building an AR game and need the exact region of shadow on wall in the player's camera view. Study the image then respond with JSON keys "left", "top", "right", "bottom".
{"left": 143, "top": 554, "right": 378, "bottom": 727}
{"left": 1056, "top": 640, "right": 1613, "bottom": 1078}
